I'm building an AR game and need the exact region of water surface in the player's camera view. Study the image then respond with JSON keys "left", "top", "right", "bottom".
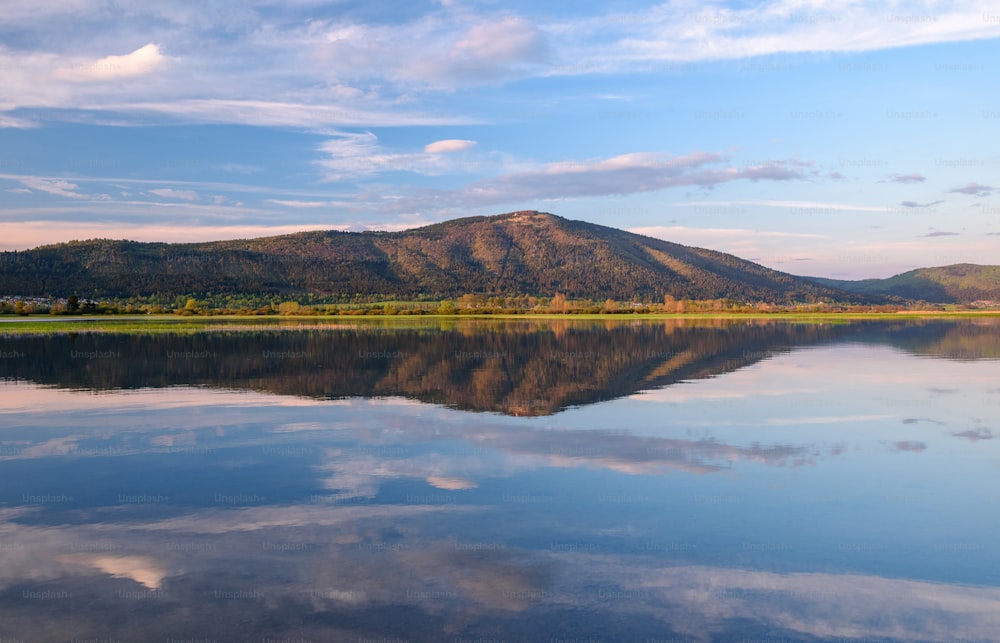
{"left": 1, "top": 318, "right": 998, "bottom": 641}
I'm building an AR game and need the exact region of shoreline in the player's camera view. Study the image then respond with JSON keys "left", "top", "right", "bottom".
{"left": 2, "top": 310, "right": 1000, "bottom": 335}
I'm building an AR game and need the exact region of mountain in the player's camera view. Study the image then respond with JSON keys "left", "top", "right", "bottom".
{"left": 0, "top": 210, "right": 863, "bottom": 303}
{"left": 809, "top": 264, "right": 1000, "bottom": 304}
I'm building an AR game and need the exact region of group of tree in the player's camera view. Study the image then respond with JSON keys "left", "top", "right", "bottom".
{"left": 0, "top": 291, "right": 936, "bottom": 317}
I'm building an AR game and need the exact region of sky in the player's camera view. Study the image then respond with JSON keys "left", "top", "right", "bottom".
{"left": 0, "top": 0, "right": 998, "bottom": 279}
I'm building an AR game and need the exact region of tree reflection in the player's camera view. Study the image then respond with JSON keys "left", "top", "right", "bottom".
{"left": 1, "top": 318, "right": 997, "bottom": 415}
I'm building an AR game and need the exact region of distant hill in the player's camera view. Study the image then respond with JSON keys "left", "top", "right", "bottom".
{"left": 0, "top": 211, "right": 860, "bottom": 303}
{"left": 809, "top": 264, "right": 1000, "bottom": 304}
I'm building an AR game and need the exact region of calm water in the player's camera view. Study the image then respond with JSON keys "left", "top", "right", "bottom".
{"left": 1, "top": 318, "right": 999, "bottom": 642}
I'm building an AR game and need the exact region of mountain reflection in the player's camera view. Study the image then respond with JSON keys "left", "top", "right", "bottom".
{"left": 2, "top": 318, "right": 998, "bottom": 416}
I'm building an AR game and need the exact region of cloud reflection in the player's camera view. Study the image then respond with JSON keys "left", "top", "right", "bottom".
{"left": 893, "top": 440, "right": 928, "bottom": 453}
{"left": 953, "top": 428, "right": 993, "bottom": 441}
{"left": 0, "top": 384, "right": 841, "bottom": 488}
{"left": 550, "top": 554, "right": 1000, "bottom": 642}
{"left": 1, "top": 504, "right": 999, "bottom": 641}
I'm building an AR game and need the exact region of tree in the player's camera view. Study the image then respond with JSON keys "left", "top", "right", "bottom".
{"left": 437, "top": 300, "right": 457, "bottom": 315}
{"left": 278, "top": 301, "right": 302, "bottom": 315}
{"left": 67, "top": 295, "right": 80, "bottom": 313}
{"left": 179, "top": 298, "right": 199, "bottom": 315}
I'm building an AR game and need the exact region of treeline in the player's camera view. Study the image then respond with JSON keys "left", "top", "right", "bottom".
{"left": 0, "top": 292, "right": 928, "bottom": 316}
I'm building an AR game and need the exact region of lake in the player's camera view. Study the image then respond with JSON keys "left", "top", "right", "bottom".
{"left": 1, "top": 317, "right": 999, "bottom": 642}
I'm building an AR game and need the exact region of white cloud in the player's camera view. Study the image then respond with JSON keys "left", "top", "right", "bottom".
{"left": 312, "top": 14, "right": 550, "bottom": 89}
{"left": 630, "top": 226, "right": 824, "bottom": 241}
{"left": 1, "top": 2, "right": 997, "bottom": 130}
{"left": 425, "top": 139, "right": 477, "bottom": 154}
{"left": 664, "top": 199, "right": 890, "bottom": 213}
{"left": 317, "top": 131, "right": 392, "bottom": 180}
{"left": 148, "top": 188, "right": 198, "bottom": 200}
{"left": 557, "top": 1, "right": 1000, "bottom": 72}
{"left": 260, "top": 198, "right": 365, "bottom": 211}
{"left": 17, "top": 176, "right": 88, "bottom": 199}
{"left": 0, "top": 113, "right": 37, "bottom": 128}
{"left": 0, "top": 172, "right": 364, "bottom": 199}
{"left": 265, "top": 199, "right": 332, "bottom": 208}
{"left": 445, "top": 16, "right": 550, "bottom": 82}
{"left": 56, "top": 43, "right": 166, "bottom": 82}
{"left": 100, "top": 99, "right": 475, "bottom": 129}
{"left": 454, "top": 17, "right": 547, "bottom": 64}
{"left": 317, "top": 131, "right": 489, "bottom": 181}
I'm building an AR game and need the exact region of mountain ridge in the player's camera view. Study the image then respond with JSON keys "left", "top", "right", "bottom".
{"left": 808, "top": 264, "right": 1000, "bottom": 304}
{"left": 0, "top": 210, "right": 991, "bottom": 304}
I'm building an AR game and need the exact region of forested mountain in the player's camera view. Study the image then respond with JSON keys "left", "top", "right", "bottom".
{"left": 0, "top": 211, "right": 860, "bottom": 303}
{"left": 809, "top": 264, "right": 1000, "bottom": 304}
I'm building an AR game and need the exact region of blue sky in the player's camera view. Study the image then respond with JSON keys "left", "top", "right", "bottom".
{"left": 1, "top": 0, "right": 998, "bottom": 278}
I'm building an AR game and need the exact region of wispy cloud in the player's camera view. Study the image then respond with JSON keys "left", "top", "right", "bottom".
{"left": 398, "top": 153, "right": 825, "bottom": 209}
{"left": 887, "top": 173, "right": 927, "bottom": 184}
{"left": 2, "top": 2, "right": 997, "bottom": 130}
{"left": 952, "top": 428, "right": 993, "bottom": 441}
{"left": 948, "top": 183, "right": 995, "bottom": 196}
{"left": 0, "top": 8, "right": 532, "bottom": 129}
{"left": 900, "top": 200, "right": 944, "bottom": 208}
{"left": 0, "top": 172, "right": 358, "bottom": 199}
{"left": 557, "top": 1, "right": 1000, "bottom": 72}
{"left": 630, "top": 226, "right": 823, "bottom": 241}
{"left": 0, "top": 113, "right": 37, "bottom": 129}
{"left": 96, "top": 99, "right": 476, "bottom": 129}
{"left": 922, "top": 231, "right": 960, "bottom": 237}
{"left": 310, "top": 14, "right": 551, "bottom": 89}
{"left": 663, "top": 199, "right": 890, "bottom": 213}
{"left": 425, "top": 139, "right": 477, "bottom": 154}
{"left": 148, "top": 188, "right": 198, "bottom": 201}
{"left": 893, "top": 440, "right": 927, "bottom": 452}
{"left": 17, "top": 176, "right": 91, "bottom": 199}
{"left": 264, "top": 200, "right": 336, "bottom": 209}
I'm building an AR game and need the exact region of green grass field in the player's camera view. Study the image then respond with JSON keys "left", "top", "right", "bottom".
{"left": 1, "top": 310, "right": 999, "bottom": 335}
